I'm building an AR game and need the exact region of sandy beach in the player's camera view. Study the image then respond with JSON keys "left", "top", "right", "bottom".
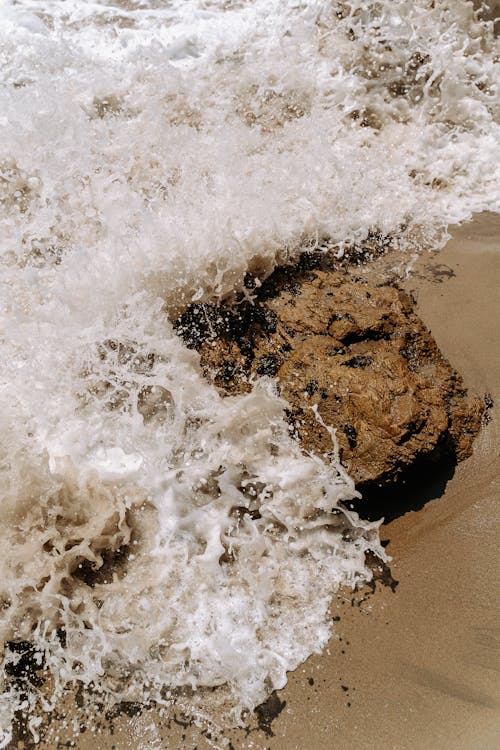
{"left": 25, "top": 213, "right": 499, "bottom": 750}
{"left": 253, "top": 213, "right": 500, "bottom": 750}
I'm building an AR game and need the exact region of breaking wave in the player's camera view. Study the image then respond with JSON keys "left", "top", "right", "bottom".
{"left": 0, "top": 0, "right": 498, "bottom": 745}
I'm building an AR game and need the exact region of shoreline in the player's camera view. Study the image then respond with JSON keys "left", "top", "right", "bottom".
{"left": 257, "top": 212, "right": 500, "bottom": 750}
{"left": 23, "top": 213, "right": 500, "bottom": 750}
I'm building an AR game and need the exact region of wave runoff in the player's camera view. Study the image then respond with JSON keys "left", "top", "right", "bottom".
{"left": 0, "top": 0, "right": 498, "bottom": 745}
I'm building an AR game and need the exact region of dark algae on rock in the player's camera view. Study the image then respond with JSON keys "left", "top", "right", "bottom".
{"left": 176, "top": 253, "right": 483, "bottom": 508}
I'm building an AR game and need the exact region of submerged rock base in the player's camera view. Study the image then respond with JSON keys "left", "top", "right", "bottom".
{"left": 176, "top": 253, "right": 483, "bottom": 498}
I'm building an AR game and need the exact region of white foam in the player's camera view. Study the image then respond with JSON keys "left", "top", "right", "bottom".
{"left": 0, "top": 0, "right": 498, "bottom": 744}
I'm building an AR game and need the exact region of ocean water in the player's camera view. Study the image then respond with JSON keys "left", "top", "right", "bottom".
{"left": 0, "top": 0, "right": 498, "bottom": 745}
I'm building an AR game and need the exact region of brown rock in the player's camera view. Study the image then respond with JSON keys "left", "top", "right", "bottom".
{"left": 176, "top": 260, "right": 483, "bottom": 490}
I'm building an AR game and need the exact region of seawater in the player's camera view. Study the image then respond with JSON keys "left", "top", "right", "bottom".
{"left": 0, "top": 0, "right": 498, "bottom": 745}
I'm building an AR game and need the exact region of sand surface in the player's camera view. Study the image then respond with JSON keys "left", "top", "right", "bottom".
{"left": 24, "top": 214, "right": 499, "bottom": 750}
{"left": 254, "top": 213, "right": 500, "bottom": 750}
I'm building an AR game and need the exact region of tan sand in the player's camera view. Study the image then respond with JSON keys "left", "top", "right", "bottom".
{"left": 252, "top": 212, "right": 500, "bottom": 750}
{"left": 27, "top": 214, "right": 499, "bottom": 750}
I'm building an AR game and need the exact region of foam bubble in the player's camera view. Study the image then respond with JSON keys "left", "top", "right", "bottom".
{"left": 0, "top": 0, "right": 498, "bottom": 744}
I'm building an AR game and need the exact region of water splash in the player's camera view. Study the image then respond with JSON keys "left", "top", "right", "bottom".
{"left": 0, "top": 0, "right": 498, "bottom": 744}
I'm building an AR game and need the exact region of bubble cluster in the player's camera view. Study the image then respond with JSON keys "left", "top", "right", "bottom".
{"left": 0, "top": 0, "right": 498, "bottom": 745}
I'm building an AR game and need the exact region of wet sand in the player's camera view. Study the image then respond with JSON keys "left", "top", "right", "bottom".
{"left": 256, "top": 212, "right": 500, "bottom": 750}
{"left": 28, "top": 214, "right": 499, "bottom": 750}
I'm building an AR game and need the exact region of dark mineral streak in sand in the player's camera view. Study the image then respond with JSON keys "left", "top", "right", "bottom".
{"left": 255, "top": 692, "right": 287, "bottom": 737}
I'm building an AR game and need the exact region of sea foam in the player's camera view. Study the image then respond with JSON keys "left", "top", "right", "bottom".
{"left": 0, "top": 0, "right": 498, "bottom": 744}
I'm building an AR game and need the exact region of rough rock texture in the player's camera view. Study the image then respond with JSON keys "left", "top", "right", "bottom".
{"left": 176, "top": 257, "right": 483, "bottom": 490}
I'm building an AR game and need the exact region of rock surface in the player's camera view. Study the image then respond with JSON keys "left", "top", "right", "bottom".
{"left": 176, "top": 256, "right": 483, "bottom": 491}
